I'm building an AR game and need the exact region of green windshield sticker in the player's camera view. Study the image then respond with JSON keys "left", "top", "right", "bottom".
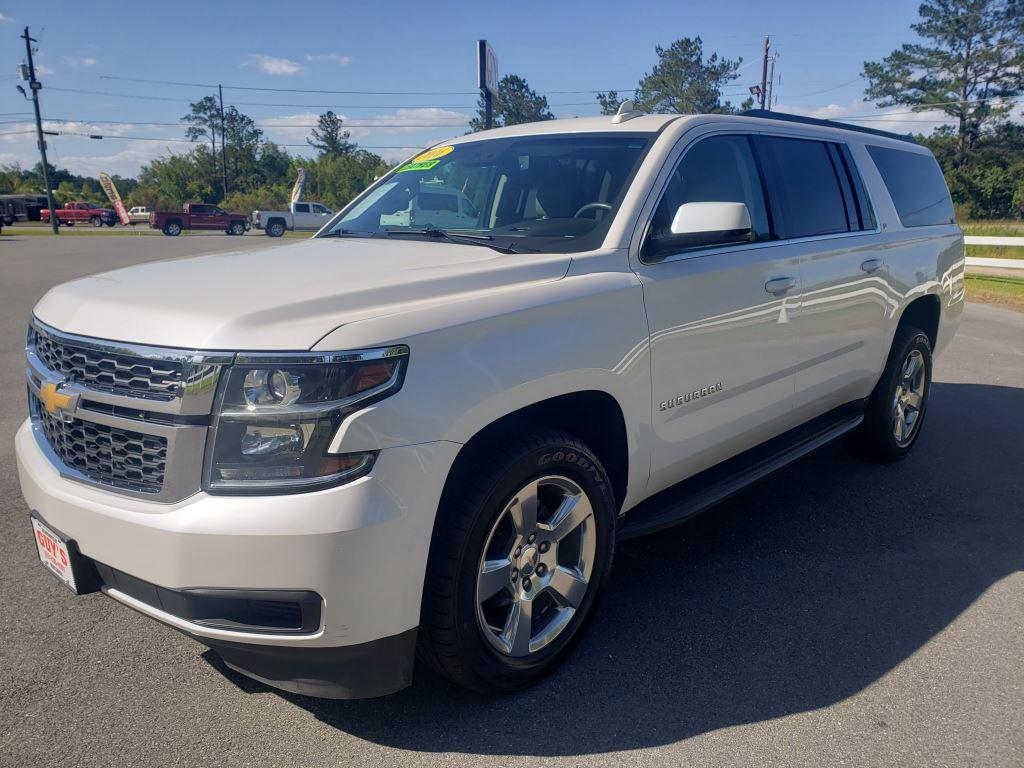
{"left": 396, "top": 158, "right": 442, "bottom": 173}
{"left": 395, "top": 145, "right": 454, "bottom": 173}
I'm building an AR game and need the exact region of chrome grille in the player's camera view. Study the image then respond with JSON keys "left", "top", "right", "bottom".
{"left": 34, "top": 397, "right": 167, "bottom": 493}
{"left": 33, "top": 325, "right": 185, "bottom": 400}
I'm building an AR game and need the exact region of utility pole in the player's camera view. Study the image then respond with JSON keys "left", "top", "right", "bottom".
{"left": 218, "top": 84, "right": 228, "bottom": 199}
{"left": 759, "top": 36, "right": 770, "bottom": 111}
{"left": 766, "top": 55, "right": 776, "bottom": 111}
{"left": 21, "top": 26, "right": 59, "bottom": 235}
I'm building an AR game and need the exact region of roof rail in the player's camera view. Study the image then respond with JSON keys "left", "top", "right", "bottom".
{"left": 740, "top": 109, "right": 918, "bottom": 145}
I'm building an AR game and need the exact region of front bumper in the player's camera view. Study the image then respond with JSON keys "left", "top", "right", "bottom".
{"left": 16, "top": 419, "right": 459, "bottom": 697}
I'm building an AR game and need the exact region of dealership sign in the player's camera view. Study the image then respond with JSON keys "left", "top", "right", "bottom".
{"left": 477, "top": 40, "right": 498, "bottom": 96}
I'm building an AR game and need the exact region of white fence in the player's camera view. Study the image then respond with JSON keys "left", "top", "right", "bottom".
{"left": 964, "top": 235, "right": 1024, "bottom": 271}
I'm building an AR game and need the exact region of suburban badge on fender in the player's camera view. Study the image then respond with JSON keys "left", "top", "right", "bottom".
{"left": 660, "top": 382, "right": 724, "bottom": 411}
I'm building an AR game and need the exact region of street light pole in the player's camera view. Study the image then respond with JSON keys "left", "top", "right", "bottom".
{"left": 22, "top": 26, "right": 59, "bottom": 235}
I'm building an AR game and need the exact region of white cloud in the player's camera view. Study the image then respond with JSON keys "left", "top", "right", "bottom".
{"left": 36, "top": 64, "right": 55, "bottom": 76}
{"left": 243, "top": 53, "right": 302, "bottom": 76}
{"left": 0, "top": 12, "right": 13, "bottom": 22}
{"left": 305, "top": 53, "right": 352, "bottom": 66}
{"left": 60, "top": 55, "right": 97, "bottom": 68}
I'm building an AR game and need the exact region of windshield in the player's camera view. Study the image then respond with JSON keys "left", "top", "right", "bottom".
{"left": 321, "top": 133, "right": 651, "bottom": 253}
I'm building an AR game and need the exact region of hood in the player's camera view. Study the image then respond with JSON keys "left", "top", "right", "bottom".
{"left": 33, "top": 238, "right": 570, "bottom": 350}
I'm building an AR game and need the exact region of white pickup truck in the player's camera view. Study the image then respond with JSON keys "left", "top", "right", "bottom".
{"left": 17, "top": 107, "right": 963, "bottom": 700}
{"left": 252, "top": 201, "right": 334, "bottom": 237}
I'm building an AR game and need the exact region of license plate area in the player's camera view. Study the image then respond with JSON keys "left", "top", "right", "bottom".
{"left": 30, "top": 512, "right": 97, "bottom": 595}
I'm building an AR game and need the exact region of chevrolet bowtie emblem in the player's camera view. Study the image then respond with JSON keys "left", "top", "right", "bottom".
{"left": 39, "top": 381, "right": 79, "bottom": 422}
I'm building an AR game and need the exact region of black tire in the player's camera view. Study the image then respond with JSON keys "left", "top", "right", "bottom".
{"left": 105, "top": 220, "right": 116, "bottom": 227}
{"left": 163, "top": 221, "right": 182, "bottom": 237}
{"left": 227, "top": 221, "right": 245, "bottom": 236}
{"left": 851, "top": 325, "right": 932, "bottom": 461}
{"left": 266, "top": 220, "right": 285, "bottom": 238}
{"left": 64, "top": 220, "right": 74, "bottom": 227}
{"left": 418, "top": 427, "right": 616, "bottom": 694}
{"left": 91, "top": 216, "right": 103, "bottom": 228}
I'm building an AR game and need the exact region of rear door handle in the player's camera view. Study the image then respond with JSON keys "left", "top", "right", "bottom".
{"left": 765, "top": 277, "right": 797, "bottom": 296}
{"left": 860, "top": 258, "right": 884, "bottom": 273}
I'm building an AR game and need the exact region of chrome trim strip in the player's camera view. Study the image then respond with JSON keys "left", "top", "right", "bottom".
{"left": 233, "top": 345, "right": 410, "bottom": 366}
{"left": 103, "top": 587, "right": 325, "bottom": 644}
{"left": 31, "top": 317, "right": 235, "bottom": 365}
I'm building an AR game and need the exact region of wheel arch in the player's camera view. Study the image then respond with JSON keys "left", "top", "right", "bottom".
{"left": 897, "top": 294, "right": 940, "bottom": 350}
{"left": 440, "top": 390, "right": 630, "bottom": 515}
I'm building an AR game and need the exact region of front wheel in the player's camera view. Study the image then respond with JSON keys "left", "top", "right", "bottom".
{"left": 851, "top": 325, "right": 932, "bottom": 461}
{"left": 91, "top": 216, "right": 103, "bottom": 228}
{"left": 163, "top": 221, "right": 182, "bottom": 237}
{"left": 418, "top": 428, "right": 616, "bottom": 693}
{"left": 228, "top": 221, "right": 245, "bottom": 236}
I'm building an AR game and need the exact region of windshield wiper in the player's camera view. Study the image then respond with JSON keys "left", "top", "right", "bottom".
{"left": 319, "top": 228, "right": 376, "bottom": 237}
{"left": 383, "top": 226, "right": 531, "bottom": 254}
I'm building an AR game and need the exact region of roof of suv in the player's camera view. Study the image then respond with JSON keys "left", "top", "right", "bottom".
{"left": 441, "top": 110, "right": 917, "bottom": 148}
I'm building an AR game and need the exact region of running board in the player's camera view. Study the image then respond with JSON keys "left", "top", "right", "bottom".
{"left": 619, "top": 403, "right": 864, "bottom": 540}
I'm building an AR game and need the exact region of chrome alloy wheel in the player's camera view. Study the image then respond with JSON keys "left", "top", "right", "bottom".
{"left": 475, "top": 475, "right": 596, "bottom": 657}
{"left": 892, "top": 349, "right": 926, "bottom": 447}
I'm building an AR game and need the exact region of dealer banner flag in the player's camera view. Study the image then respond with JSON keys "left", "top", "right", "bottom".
{"left": 99, "top": 172, "right": 131, "bottom": 225}
{"left": 291, "top": 167, "right": 306, "bottom": 204}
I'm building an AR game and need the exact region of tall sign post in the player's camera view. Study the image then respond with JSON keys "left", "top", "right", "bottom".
{"left": 21, "top": 27, "right": 59, "bottom": 235}
{"left": 477, "top": 40, "right": 498, "bottom": 130}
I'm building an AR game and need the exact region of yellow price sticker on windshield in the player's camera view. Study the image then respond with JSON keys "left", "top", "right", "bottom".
{"left": 396, "top": 145, "right": 455, "bottom": 173}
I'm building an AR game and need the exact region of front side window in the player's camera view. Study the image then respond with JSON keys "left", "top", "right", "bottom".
{"left": 323, "top": 134, "right": 651, "bottom": 254}
{"left": 866, "top": 145, "right": 954, "bottom": 228}
{"left": 760, "top": 136, "right": 850, "bottom": 239}
{"left": 644, "top": 134, "right": 771, "bottom": 260}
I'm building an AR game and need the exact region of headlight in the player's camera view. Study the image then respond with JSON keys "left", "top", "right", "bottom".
{"left": 204, "top": 345, "right": 409, "bottom": 493}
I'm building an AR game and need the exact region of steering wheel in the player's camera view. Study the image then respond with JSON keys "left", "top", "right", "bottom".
{"left": 574, "top": 202, "right": 612, "bottom": 219}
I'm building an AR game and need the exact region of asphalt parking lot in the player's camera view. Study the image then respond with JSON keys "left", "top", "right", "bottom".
{"left": 1, "top": 234, "right": 1021, "bottom": 767}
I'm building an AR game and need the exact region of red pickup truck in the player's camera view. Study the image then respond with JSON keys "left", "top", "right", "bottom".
{"left": 149, "top": 203, "right": 249, "bottom": 236}
{"left": 40, "top": 201, "right": 118, "bottom": 227}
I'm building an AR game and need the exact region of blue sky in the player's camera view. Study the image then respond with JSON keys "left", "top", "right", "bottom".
{"left": 1, "top": 0, "right": 1010, "bottom": 177}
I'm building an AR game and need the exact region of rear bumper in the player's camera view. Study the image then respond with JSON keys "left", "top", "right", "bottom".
{"left": 16, "top": 419, "right": 460, "bottom": 697}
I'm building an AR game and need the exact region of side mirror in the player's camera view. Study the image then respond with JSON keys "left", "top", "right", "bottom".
{"left": 670, "top": 201, "right": 751, "bottom": 237}
{"left": 645, "top": 201, "right": 753, "bottom": 261}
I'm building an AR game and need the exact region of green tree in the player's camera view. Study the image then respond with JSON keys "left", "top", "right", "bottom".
{"left": 864, "top": 0, "right": 1024, "bottom": 166}
{"left": 470, "top": 74, "right": 554, "bottom": 131}
{"left": 181, "top": 96, "right": 221, "bottom": 157}
{"left": 307, "top": 111, "right": 354, "bottom": 157}
{"left": 598, "top": 37, "right": 752, "bottom": 116}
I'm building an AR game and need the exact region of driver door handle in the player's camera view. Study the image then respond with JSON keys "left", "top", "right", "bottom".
{"left": 765, "top": 277, "right": 797, "bottom": 296}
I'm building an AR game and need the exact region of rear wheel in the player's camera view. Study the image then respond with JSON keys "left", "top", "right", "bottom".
{"left": 91, "top": 216, "right": 103, "bottom": 228}
{"left": 163, "top": 221, "right": 182, "bottom": 237}
{"left": 105, "top": 220, "right": 116, "bottom": 227}
{"left": 266, "top": 220, "right": 285, "bottom": 237}
{"left": 418, "top": 428, "right": 616, "bottom": 693}
{"left": 852, "top": 325, "right": 932, "bottom": 461}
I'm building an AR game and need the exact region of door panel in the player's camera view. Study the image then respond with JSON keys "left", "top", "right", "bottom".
{"left": 634, "top": 132, "right": 803, "bottom": 496}
{"left": 638, "top": 246, "right": 803, "bottom": 495}
{"left": 755, "top": 134, "right": 891, "bottom": 418}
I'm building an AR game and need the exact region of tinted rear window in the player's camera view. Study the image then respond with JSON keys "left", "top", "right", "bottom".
{"left": 761, "top": 137, "right": 850, "bottom": 239}
{"left": 866, "top": 146, "right": 954, "bottom": 227}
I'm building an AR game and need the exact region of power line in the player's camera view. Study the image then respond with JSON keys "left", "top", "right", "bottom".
{"left": 38, "top": 130, "right": 423, "bottom": 149}
{"left": 32, "top": 117, "right": 468, "bottom": 129}
{"left": 99, "top": 74, "right": 640, "bottom": 96}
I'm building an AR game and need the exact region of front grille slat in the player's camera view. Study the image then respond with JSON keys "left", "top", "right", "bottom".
{"left": 35, "top": 402, "right": 168, "bottom": 493}
{"left": 33, "top": 328, "right": 185, "bottom": 400}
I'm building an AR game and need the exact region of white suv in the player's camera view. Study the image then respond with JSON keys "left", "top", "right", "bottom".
{"left": 17, "top": 107, "right": 964, "bottom": 699}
